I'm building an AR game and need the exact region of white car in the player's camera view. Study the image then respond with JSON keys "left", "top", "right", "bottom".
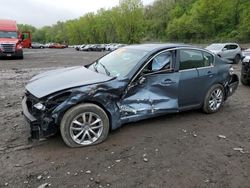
{"left": 206, "top": 43, "right": 242, "bottom": 64}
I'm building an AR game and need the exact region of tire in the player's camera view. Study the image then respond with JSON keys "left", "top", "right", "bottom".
{"left": 234, "top": 54, "right": 241, "bottom": 64}
{"left": 241, "top": 76, "right": 250, "bottom": 86}
{"left": 60, "top": 103, "right": 110, "bottom": 147}
{"left": 203, "top": 84, "right": 225, "bottom": 114}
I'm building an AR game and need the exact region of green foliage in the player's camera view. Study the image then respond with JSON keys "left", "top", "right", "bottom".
{"left": 26, "top": 0, "right": 250, "bottom": 44}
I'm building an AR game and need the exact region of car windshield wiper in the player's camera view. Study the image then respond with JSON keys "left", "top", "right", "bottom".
{"left": 99, "top": 62, "right": 111, "bottom": 76}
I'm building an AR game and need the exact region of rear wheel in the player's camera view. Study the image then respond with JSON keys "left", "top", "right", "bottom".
{"left": 203, "top": 84, "right": 225, "bottom": 114}
{"left": 60, "top": 103, "right": 110, "bottom": 147}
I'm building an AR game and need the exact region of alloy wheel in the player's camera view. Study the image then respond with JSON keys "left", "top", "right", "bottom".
{"left": 208, "top": 88, "right": 223, "bottom": 111}
{"left": 69, "top": 112, "right": 103, "bottom": 145}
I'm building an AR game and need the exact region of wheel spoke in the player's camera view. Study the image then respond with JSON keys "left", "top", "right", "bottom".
{"left": 70, "top": 127, "right": 83, "bottom": 131}
{"left": 216, "top": 90, "right": 222, "bottom": 98}
{"left": 91, "top": 125, "right": 103, "bottom": 130}
{"left": 82, "top": 113, "right": 86, "bottom": 123}
{"left": 86, "top": 131, "right": 93, "bottom": 142}
{"left": 88, "top": 113, "right": 93, "bottom": 123}
{"left": 73, "top": 120, "right": 83, "bottom": 126}
{"left": 74, "top": 130, "right": 84, "bottom": 140}
{"left": 79, "top": 131, "right": 88, "bottom": 143}
{"left": 209, "top": 101, "right": 214, "bottom": 108}
{"left": 90, "top": 118, "right": 101, "bottom": 126}
{"left": 89, "top": 129, "right": 98, "bottom": 138}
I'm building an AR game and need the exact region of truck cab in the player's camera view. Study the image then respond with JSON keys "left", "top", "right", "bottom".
{"left": 0, "top": 19, "right": 30, "bottom": 59}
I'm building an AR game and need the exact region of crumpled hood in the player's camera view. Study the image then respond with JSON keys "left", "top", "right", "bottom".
{"left": 0, "top": 38, "right": 18, "bottom": 44}
{"left": 26, "top": 66, "right": 112, "bottom": 98}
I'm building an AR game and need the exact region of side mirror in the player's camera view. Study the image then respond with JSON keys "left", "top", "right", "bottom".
{"left": 222, "top": 48, "right": 227, "bottom": 51}
{"left": 139, "top": 76, "right": 146, "bottom": 85}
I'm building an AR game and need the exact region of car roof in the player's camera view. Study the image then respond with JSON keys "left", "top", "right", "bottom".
{"left": 125, "top": 43, "right": 191, "bottom": 52}
{"left": 209, "top": 43, "right": 239, "bottom": 46}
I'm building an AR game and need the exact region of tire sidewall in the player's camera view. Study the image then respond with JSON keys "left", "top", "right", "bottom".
{"left": 203, "top": 84, "right": 225, "bottom": 114}
{"left": 60, "top": 103, "right": 109, "bottom": 148}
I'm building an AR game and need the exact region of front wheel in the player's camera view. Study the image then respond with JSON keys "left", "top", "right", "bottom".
{"left": 60, "top": 103, "right": 110, "bottom": 147}
{"left": 203, "top": 84, "right": 225, "bottom": 114}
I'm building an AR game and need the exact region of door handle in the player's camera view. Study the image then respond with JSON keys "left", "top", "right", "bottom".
{"left": 207, "top": 71, "right": 214, "bottom": 77}
{"left": 162, "top": 79, "right": 175, "bottom": 85}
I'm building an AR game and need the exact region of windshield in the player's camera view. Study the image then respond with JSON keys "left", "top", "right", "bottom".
{"left": 88, "top": 48, "right": 148, "bottom": 78}
{"left": 206, "top": 44, "right": 224, "bottom": 51}
{"left": 0, "top": 31, "right": 18, "bottom": 39}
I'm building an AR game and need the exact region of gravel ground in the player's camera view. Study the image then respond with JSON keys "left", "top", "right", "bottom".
{"left": 0, "top": 48, "right": 249, "bottom": 188}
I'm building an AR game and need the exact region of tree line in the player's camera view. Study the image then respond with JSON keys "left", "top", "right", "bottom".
{"left": 18, "top": 0, "right": 250, "bottom": 44}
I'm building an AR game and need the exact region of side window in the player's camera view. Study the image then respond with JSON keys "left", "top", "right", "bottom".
{"left": 224, "top": 45, "right": 230, "bottom": 50}
{"left": 145, "top": 51, "right": 173, "bottom": 72}
{"left": 179, "top": 50, "right": 213, "bottom": 71}
{"left": 229, "top": 45, "right": 238, "bottom": 50}
{"left": 203, "top": 51, "right": 214, "bottom": 66}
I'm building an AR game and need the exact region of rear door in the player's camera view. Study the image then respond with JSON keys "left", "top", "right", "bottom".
{"left": 196, "top": 51, "right": 217, "bottom": 100}
{"left": 177, "top": 49, "right": 200, "bottom": 108}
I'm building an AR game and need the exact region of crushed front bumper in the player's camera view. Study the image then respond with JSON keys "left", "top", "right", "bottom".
{"left": 22, "top": 96, "right": 41, "bottom": 139}
{"left": 22, "top": 96, "right": 57, "bottom": 140}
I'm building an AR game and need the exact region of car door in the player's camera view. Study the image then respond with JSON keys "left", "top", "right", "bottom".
{"left": 195, "top": 51, "right": 217, "bottom": 101}
{"left": 119, "top": 50, "right": 180, "bottom": 122}
{"left": 221, "top": 45, "right": 231, "bottom": 59}
{"left": 177, "top": 49, "right": 207, "bottom": 109}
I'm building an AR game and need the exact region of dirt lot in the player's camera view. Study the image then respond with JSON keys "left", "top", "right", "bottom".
{"left": 0, "top": 48, "right": 249, "bottom": 188}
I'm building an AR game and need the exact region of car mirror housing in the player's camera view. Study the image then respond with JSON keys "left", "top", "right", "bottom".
{"left": 222, "top": 48, "right": 227, "bottom": 51}
{"left": 139, "top": 76, "right": 146, "bottom": 85}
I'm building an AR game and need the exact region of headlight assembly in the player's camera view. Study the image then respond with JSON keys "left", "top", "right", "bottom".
{"left": 34, "top": 102, "right": 46, "bottom": 111}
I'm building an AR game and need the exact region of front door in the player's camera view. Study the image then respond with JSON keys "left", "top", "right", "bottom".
{"left": 119, "top": 50, "right": 180, "bottom": 122}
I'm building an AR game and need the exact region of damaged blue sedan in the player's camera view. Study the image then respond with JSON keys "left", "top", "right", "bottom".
{"left": 22, "top": 44, "right": 239, "bottom": 147}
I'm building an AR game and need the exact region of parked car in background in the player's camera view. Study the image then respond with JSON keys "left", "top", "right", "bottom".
{"left": 109, "top": 44, "right": 127, "bottom": 51}
{"left": 206, "top": 43, "right": 242, "bottom": 64}
{"left": 31, "top": 42, "right": 45, "bottom": 49}
{"left": 81, "top": 44, "right": 92, "bottom": 51}
{"left": 241, "top": 48, "right": 250, "bottom": 86}
{"left": 75, "top": 45, "right": 85, "bottom": 51}
{"left": 91, "top": 44, "right": 106, "bottom": 51}
{"left": 49, "top": 43, "right": 67, "bottom": 49}
{"left": 22, "top": 44, "right": 239, "bottom": 147}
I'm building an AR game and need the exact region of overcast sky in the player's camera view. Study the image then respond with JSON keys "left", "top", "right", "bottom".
{"left": 1, "top": 0, "right": 154, "bottom": 28}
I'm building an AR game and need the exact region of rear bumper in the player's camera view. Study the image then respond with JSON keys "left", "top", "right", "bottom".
{"left": 226, "top": 74, "right": 239, "bottom": 97}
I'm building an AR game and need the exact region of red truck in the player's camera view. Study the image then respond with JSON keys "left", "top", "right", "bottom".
{"left": 0, "top": 19, "right": 31, "bottom": 59}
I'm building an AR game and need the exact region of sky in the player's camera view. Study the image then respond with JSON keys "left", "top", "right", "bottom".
{"left": 0, "top": 0, "right": 154, "bottom": 28}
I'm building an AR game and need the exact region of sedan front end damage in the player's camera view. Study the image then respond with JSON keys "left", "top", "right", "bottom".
{"left": 22, "top": 44, "right": 239, "bottom": 147}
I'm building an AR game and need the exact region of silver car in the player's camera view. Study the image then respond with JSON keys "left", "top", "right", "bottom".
{"left": 206, "top": 43, "right": 242, "bottom": 64}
